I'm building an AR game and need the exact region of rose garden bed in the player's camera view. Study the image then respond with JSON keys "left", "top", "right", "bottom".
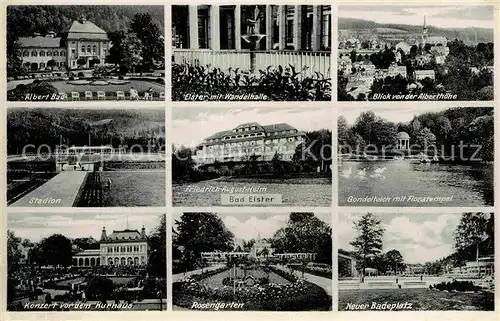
{"left": 173, "top": 265, "right": 331, "bottom": 311}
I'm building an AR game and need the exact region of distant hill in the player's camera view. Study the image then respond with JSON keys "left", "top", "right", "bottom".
{"left": 7, "top": 5, "right": 164, "bottom": 38}
{"left": 338, "top": 17, "right": 494, "bottom": 44}
{"left": 7, "top": 108, "right": 165, "bottom": 154}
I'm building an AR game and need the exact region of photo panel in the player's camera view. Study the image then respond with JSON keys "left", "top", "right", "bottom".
{"left": 172, "top": 4, "right": 332, "bottom": 101}
{"left": 6, "top": 211, "right": 167, "bottom": 311}
{"left": 338, "top": 211, "right": 494, "bottom": 311}
{"left": 6, "top": 5, "right": 165, "bottom": 102}
{"left": 337, "top": 5, "right": 494, "bottom": 101}
{"left": 338, "top": 105, "right": 494, "bottom": 207}
{"left": 6, "top": 107, "right": 166, "bottom": 207}
{"left": 171, "top": 211, "right": 332, "bottom": 311}
{"left": 172, "top": 106, "right": 332, "bottom": 207}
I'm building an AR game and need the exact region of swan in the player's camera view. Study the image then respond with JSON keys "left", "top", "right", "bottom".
{"left": 373, "top": 167, "right": 387, "bottom": 174}
{"left": 357, "top": 168, "right": 367, "bottom": 179}
{"left": 341, "top": 166, "right": 352, "bottom": 178}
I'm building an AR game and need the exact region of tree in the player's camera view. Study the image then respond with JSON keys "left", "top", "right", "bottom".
{"left": 337, "top": 116, "right": 349, "bottom": 147}
{"left": 37, "top": 234, "right": 73, "bottom": 267}
{"left": 272, "top": 212, "right": 332, "bottom": 264}
{"left": 76, "top": 58, "right": 86, "bottom": 68}
{"left": 72, "top": 237, "right": 99, "bottom": 250}
{"left": 174, "top": 213, "right": 234, "bottom": 270}
{"left": 120, "top": 33, "right": 143, "bottom": 73}
{"left": 454, "top": 212, "right": 489, "bottom": 275}
{"left": 350, "top": 213, "right": 384, "bottom": 280}
{"left": 148, "top": 214, "right": 166, "bottom": 278}
{"left": 435, "top": 116, "right": 452, "bottom": 145}
{"left": 7, "top": 230, "right": 22, "bottom": 276}
{"left": 416, "top": 127, "right": 436, "bottom": 148}
{"left": 47, "top": 59, "right": 57, "bottom": 71}
{"left": 130, "top": 13, "right": 164, "bottom": 71}
{"left": 385, "top": 249, "right": 405, "bottom": 274}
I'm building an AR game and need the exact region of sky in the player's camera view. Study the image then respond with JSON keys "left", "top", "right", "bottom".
{"left": 8, "top": 212, "right": 164, "bottom": 242}
{"left": 339, "top": 5, "right": 494, "bottom": 29}
{"left": 172, "top": 107, "right": 332, "bottom": 147}
{"left": 172, "top": 212, "right": 331, "bottom": 241}
{"left": 338, "top": 212, "right": 465, "bottom": 264}
{"left": 340, "top": 105, "right": 466, "bottom": 125}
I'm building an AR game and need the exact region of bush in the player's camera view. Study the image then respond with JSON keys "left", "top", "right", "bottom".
{"left": 8, "top": 81, "right": 58, "bottom": 101}
{"left": 434, "top": 280, "right": 482, "bottom": 292}
{"left": 172, "top": 63, "right": 331, "bottom": 101}
{"left": 118, "top": 75, "right": 124, "bottom": 80}
{"left": 77, "top": 72, "right": 85, "bottom": 78}
{"left": 69, "top": 76, "right": 75, "bottom": 80}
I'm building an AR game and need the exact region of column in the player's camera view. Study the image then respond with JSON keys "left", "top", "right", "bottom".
{"left": 278, "top": 5, "right": 286, "bottom": 50}
{"left": 293, "top": 5, "right": 303, "bottom": 51}
{"left": 311, "top": 5, "right": 321, "bottom": 51}
{"left": 189, "top": 5, "right": 199, "bottom": 49}
{"left": 265, "top": 5, "right": 273, "bottom": 50}
{"left": 235, "top": 5, "right": 241, "bottom": 50}
{"left": 210, "top": 5, "right": 220, "bottom": 50}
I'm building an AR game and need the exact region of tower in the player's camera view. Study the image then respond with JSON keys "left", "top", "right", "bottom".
{"left": 422, "top": 16, "right": 428, "bottom": 47}
{"left": 141, "top": 225, "right": 146, "bottom": 239}
{"left": 100, "top": 226, "right": 107, "bottom": 241}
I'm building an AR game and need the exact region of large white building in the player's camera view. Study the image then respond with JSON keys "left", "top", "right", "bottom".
{"left": 72, "top": 226, "right": 148, "bottom": 267}
{"left": 193, "top": 122, "right": 307, "bottom": 165}
{"left": 19, "top": 16, "right": 110, "bottom": 72}
{"left": 449, "top": 256, "right": 494, "bottom": 278}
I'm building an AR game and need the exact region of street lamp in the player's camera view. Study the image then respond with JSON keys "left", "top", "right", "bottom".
{"left": 241, "top": 6, "right": 266, "bottom": 73}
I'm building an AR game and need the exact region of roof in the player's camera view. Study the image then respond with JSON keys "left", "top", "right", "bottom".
{"left": 427, "top": 36, "right": 447, "bottom": 43}
{"left": 73, "top": 249, "right": 100, "bottom": 257}
{"left": 19, "top": 36, "right": 62, "bottom": 48}
{"left": 201, "top": 123, "right": 303, "bottom": 145}
{"left": 396, "top": 132, "right": 410, "bottom": 139}
{"left": 62, "top": 19, "right": 108, "bottom": 40}
{"left": 103, "top": 229, "right": 145, "bottom": 243}
{"left": 415, "top": 70, "right": 435, "bottom": 75}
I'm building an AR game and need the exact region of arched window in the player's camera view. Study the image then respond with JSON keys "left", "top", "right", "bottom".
{"left": 39, "top": 62, "right": 45, "bottom": 69}
{"left": 84, "top": 258, "right": 89, "bottom": 266}
{"left": 87, "top": 45, "right": 91, "bottom": 53}
{"left": 79, "top": 258, "right": 83, "bottom": 266}
{"left": 81, "top": 46, "right": 85, "bottom": 53}
{"left": 40, "top": 51, "right": 45, "bottom": 57}
{"left": 60, "top": 51, "right": 66, "bottom": 56}
{"left": 92, "top": 45, "right": 97, "bottom": 54}
{"left": 108, "top": 258, "right": 113, "bottom": 265}
{"left": 23, "top": 51, "right": 29, "bottom": 57}
{"left": 54, "top": 51, "right": 59, "bottom": 56}
{"left": 31, "top": 51, "right": 37, "bottom": 57}
{"left": 90, "top": 257, "right": 96, "bottom": 266}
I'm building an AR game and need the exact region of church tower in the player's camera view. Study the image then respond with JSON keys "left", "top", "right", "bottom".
{"left": 100, "top": 226, "right": 107, "bottom": 241}
{"left": 422, "top": 16, "right": 428, "bottom": 47}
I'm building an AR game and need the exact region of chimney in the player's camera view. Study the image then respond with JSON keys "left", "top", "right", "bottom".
{"left": 100, "top": 226, "right": 107, "bottom": 241}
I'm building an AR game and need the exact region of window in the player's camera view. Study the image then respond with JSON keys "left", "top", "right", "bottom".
{"left": 40, "top": 62, "right": 45, "bottom": 69}
{"left": 71, "top": 49, "right": 76, "bottom": 56}
{"left": 54, "top": 51, "right": 59, "bottom": 56}
{"left": 31, "top": 51, "right": 37, "bottom": 57}
{"left": 87, "top": 45, "right": 91, "bottom": 53}
{"left": 92, "top": 45, "right": 97, "bottom": 54}
{"left": 40, "top": 51, "right": 45, "bottom": 57}
{"left": 81, "top": 46, "right": 85, "bottom": 53}
{"left": 23, "top": 51, "right": 29, "bottom": 57}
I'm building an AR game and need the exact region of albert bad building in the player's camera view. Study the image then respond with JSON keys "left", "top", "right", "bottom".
{"left": 172, "top": 5, "right": 332, "bottom": 76}
{"left": 19, "top": 16, "right": 109, "bottom": 72}
{"left": 72, "top": 226, "right": 148, "bottom": 267}
{"left": 193, "top": 122, "right": 306, "bottom": 165}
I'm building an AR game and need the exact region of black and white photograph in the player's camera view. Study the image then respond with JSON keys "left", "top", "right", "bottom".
{"left": 172, "top": 106, "right": 332, "bottom": 206}
{"left": 7, "top": 5, "right": 165, "bottom": 102}
{"left": 7, "top": 212, "right": 167, "bottom": 311}
{"left": 172, "top": 212, "right": 332, "bottom": 311}
{"left": 337, "top": 5, "right": 494, "bottom": 101}
{"left": 7, "top": 107, "right": 166, "bottom": 207}
{"left": 338, "top": 212, "right": 494, "bottom": 311}
{"left": 172, "top": 5, "right": 332, "bottom": 101}
{"left": 338, "top": 105, "right": 494, "bottom": 207}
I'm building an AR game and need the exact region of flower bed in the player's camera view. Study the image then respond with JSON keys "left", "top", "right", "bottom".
{"left": 173, "top": 266, "right": 331, "bottom": 310}
{"left": 290, "top": 264, "right": 332, "bottom": 279}
{"left": 172, "top": 63, "right": 331, "bottom": 101}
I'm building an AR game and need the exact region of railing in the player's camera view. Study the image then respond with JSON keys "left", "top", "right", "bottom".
{"left": 173, "top": 49, "right": 331, "bottom": 78}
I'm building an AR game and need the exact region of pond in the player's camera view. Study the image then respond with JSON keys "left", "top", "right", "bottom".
{"left": 339, "top": 160, "right": 493, "bottom": 207}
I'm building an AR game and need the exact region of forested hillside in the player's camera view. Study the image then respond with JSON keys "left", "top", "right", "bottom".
{"left": 7, "top": 5, "right": 164, "bottom": 36}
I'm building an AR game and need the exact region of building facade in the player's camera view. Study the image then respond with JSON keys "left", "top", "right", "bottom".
{"left": 19, "top": 16, "right": 110, "bottom": 72}
{"left": 193, "top": 122, "right": 307, "bottom": 165}
{"left": 172, "top": 5, "right": 331, "bottom": 76}
{"left": 449, "top": 256, "right": 494, "bottom": 278}
{"left": 72, "top": 226, "right": 148, "bottom": 267}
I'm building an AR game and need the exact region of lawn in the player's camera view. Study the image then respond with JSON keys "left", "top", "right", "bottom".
{"left": 101, "top": 171, "right": 166, "bottom": 206}
{"left": 54, "top": 277, "right": 86, "bottom": 287}
{"left": 339, "top": 288, "right": 494, "bottom": 311}
{"left": 200, "top": 268, "right": 290, "bottom": 286}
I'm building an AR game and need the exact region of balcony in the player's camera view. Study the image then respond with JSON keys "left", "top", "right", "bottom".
{"left": 173, "top": 49, "right": 331, "bottom": 78}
